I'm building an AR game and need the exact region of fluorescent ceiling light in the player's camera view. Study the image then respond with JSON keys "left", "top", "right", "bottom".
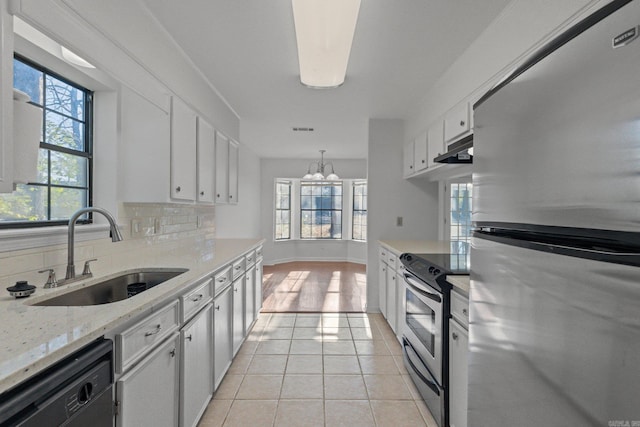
{"left": 292, "top": 0, "right": 361, "bottom": 88}
{"left": 60, "top": 46, "right": 95, "bottom": 69}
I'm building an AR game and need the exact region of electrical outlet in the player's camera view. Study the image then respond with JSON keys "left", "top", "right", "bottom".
{"left": 396, "top": 216, "right": 403, "bottom": 227}
{"left": 131, "top": 219, "right": 142, "bottom": 237}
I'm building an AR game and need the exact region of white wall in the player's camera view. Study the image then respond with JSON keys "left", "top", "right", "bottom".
{"left": 405, "top": 0, "right": 609, "bottom": 138}
{"left": 260, "top": 158, "right": 367, "bottom": 265}
{"left": 215, "top": 144, "right": 262, "bottom": 238}
{"left": 367, "top": 119, "right": 439, "bottom": 312}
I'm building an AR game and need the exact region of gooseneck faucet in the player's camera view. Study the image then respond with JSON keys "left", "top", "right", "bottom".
{"left": 65, "top": 207, "right": 123, "bottom": 281}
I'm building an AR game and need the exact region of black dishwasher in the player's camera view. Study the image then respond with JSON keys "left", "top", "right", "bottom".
{"left": 0, "top": 338, "right": 114, "bottom": 427}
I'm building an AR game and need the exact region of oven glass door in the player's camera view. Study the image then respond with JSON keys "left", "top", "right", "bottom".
{"left": 403, "top": 272, "right": 443, "bottom": 384}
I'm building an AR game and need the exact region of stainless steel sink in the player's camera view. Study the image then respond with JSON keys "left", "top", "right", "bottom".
{"left": 33, "top": 268, "right": 188, "bottom": 306}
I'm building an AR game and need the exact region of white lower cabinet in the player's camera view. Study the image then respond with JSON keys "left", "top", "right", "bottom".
{"left": 180, "top": 304, "right": 213, "bottom": 427}
{"left": 386, "top": 266, "right": 397, "bottom": 333}
{"left": 244, "top": 266, "right": 256, "bottom": 335}
{"left": 213, "top": 286, "right": 233, "bottom": 390}
{"left": 116, "top": 333, "right": 180, "bottom": 427}
{"left": 449, "top": 291, "right": 469, "bottom": 427}
{"left": 255, "top": 258, "right": 263, "bottom": 318}
{"left": 232, "top": 275, "right": 245, "bottom": 356}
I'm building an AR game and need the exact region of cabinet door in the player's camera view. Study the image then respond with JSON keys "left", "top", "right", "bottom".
{"left": 403, "top": 141, "right": 415, "bottom": 176}
{"left": 255, "top": 260, "right": 263, "bottom": 317}
{"left": 232, "top": 275, "right": 245, "bottom": 355}
{"left": 444, "top": 102, "right": 471, "bottom": 143}
{"left": 379, "top": 262, "right": 387, "bottom": 319}
{"left": 116, "top": 334, "right": 180, "bottom": 427}
{"left": 120, "top": 87, "right": 171, "bottom": 203}
{"left": 196, "top": 118, "right": 215, "bottom": 204}
{"left": 427, "top": 121, "right": 445, "bottom": 168}
{"left": 414, "top": 131, "right": 428, "bottom": 172}
{"left": 181, "top": 305, "right": 213, "bottom": 427}
{"left": 213, "top": 286, "right": 232, "bottom": 390}
{"left": 386, "top": 267, "right": 397, "bottom": 333}
{"left": 170, "top": 97, "right": 197, "bottom": 201}
{"left": 228, "top": 141, "right": 239, "bottom": 204}
{"left": 244, "top": 266, "right": 255, "bottom": 334}
{"left": 215, "top": 131, "right": 229, "bottom": 204}
{"left": 449, "top": 319, "right": 469, "bottom": 427}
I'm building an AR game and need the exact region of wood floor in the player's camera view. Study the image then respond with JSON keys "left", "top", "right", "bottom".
{"left": 262, "top": 262, "right": 367, "bottom": 313}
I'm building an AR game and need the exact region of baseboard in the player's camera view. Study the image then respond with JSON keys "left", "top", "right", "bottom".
{"left": 264, "top": 257, "right": 367, "bottom": 267}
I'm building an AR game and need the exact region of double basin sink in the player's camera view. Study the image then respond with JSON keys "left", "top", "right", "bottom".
{"left": 33, "top": 268, "right": 188, "bottom": 306}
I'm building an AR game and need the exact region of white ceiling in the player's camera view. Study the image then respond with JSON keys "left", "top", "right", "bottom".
{"left": 142, "top": 0, "right": 510, "bottom": 159}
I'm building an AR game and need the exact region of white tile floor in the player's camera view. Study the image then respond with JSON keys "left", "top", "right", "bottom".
{"left": 198, "top": 312, "right": 437, "bottom": 427}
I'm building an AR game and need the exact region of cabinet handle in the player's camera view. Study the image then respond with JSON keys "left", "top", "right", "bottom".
{"left": 409, "top": 165, "right": 413, "bottom": 169}
{"left": 217, "top": 277, "right": 226, "bottom": 283}
{"left": 452, "top": 332, "right": 459, "bottom": 340}
{"left": 230, "top": 195, "right": 233, "bottom": 199}
{"left": 145, "top": 324, "right": 162, "bottom": 337}
{"left": 191, "top": 294, "right": 204, "bottom": 302}
{"left": 186, "top": 334, "right": 193, "bottom": 342}
{"left": 200, "top": 191, "right": 205, "bottom": 196}
{"left": 422, "top": 159, "right": 425, "bottom": 163}
{"left": 215, "top": 305, "right": 221, "bottom": 311}
{"left": 217, "top": 194, "right": 221, "bottom": 198}
{"left": 460, "top": 120, "right": 465, "bottom": 127}
{"left": 170, "top": 348, "right": 176, "bottom": 358}
{"left": 176, "top": 186, "right": 181, "bottom": 192}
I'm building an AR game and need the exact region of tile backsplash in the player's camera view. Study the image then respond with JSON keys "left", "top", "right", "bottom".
{"left": 0, "top": 203, "right": 215, "bottom": 292}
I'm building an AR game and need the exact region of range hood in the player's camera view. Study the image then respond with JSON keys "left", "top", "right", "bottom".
{"left": 434, "top": 134, "right": 473, "bottom": 164}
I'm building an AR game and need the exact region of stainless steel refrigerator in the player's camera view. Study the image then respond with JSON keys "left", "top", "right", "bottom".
{"left": 470, "top": 0, "right": 640, "bottom": 426}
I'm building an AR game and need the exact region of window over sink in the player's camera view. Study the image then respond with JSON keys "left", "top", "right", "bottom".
{"left": 0, "top": 55, "right": 93, "bottom": 228}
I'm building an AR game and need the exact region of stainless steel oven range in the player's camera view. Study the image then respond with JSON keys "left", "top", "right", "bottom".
{"left": 399, "top": 252, "right": 469, "bottom": 427}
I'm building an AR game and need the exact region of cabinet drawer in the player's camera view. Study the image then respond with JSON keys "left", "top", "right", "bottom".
{"left": 245, "top": 250, "right": 257, "bottom": 267}
{"left": 444, "top": 102, "right": 470, "bottom": 143}
{"left": 180, "top": 279, "right": 213, "bottom": 323}
{"left": 214, "top": 266, "right": 232, "bottom": 294}
{"left": 232, "top": 258, "right": 245, "bottom": 280}
{"left": 255, "top": 246, "right": 263, "bottom": 260}
{"left": 451, "top": 290, "right": 469, "bottom": 329}
{"left": 387, "top": 252, "right": 398, "bottom": 271}
{"left": 116, "top": 300, "right": 180, "bottom": 373}
{"left": 379, "top": 246, "right": 389, "bottom": 262}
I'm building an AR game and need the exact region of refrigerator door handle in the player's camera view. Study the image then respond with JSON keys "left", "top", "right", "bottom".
{"left": 402, "top": 337, "right": 441, "bottom": 395}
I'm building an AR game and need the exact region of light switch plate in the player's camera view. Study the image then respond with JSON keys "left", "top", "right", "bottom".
{"left": 396, "top": 216, "right": 403, "bottom": 227}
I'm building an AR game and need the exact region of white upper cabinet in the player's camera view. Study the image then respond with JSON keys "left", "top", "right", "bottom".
{"left": 403, "top": 141, "right": 415, "bottom": 177}
{"left": 196, "top": 118, "right": 215, "bottom": 204}
{"left": 170, "top": 97, "right": 197, "bottom": 201}
{"left": 215, "top": 131, "right": 229, "bottom": 204}
{"left": 427, "top": 121, "right": 445, "bottom": 168}
{"left": 228, "top": 140, "right": 239, "bottom": 204}
{"left": 414, "top": 130, "right": 428, "bottom": 172}
{"left": 444, "top": 102, "right": 471, "bottom": 143}
{"left": 120, "top": 87, "right": 171, "bottom": 203}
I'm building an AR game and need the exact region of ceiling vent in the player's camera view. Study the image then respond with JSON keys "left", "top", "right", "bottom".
{"left": 292, "top": 127, "right": 314, "bottom": 132}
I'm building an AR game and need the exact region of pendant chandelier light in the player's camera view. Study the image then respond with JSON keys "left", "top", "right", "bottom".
{"left": 303, "top": 150, "right": 339, "bottom": 180}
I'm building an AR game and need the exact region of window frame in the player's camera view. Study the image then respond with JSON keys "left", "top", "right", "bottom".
{"left": 351, "top": 180, "right": 367, "bottom": 241}
{"left": 274, "top": 179, "right": 292, "bottom": 241}
{"left": 299, "top": 180, "right": 343, "bottom": 240}
{"left": 445, "top": 180, "right": 473, "bottom": 249}
{"left": 1, "top": 54, "right": 94, "bottom": 229}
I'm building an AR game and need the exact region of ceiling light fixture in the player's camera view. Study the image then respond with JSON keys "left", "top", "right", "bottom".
{"left": 292, "top": 0, "right": 361, "bottom": 88}
{"left": 60, "top": 46, "right": 95, "bottom": 69}
{"left": 303, "top": 150, "right": 339, "bottom": 180}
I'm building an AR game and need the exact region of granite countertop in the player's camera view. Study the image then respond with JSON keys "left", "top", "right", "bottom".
{"left": 378, "top": 240, "right": 470, "bottom": 295}
{"left": 0, "top": 237, "right": 263, "bottom": 394}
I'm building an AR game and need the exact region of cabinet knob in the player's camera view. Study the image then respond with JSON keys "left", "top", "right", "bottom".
{"left": 452, "top": 332, "right": 459, "bottom": 340}
{"left": 215, "top": 305, "right": 221, "bottom": 311}
{"left": 217, "top": 194, "right": 221, "bottom": 198}
{"left": 422, "top": 159, "right": 425, "bottom": 163}
{"left": 229, "top": 195, "right": 233, "bottom": 199}
{"left": 462, "top": 308, "right": 468, "bottom": 315}
{"left": 409, "top": 165, "right": 413, "bottom": 169}
{"left": 186, "top": 334, "right": 193, "bottom": 342}
{"left": 460, "top": 120, "right": 465, "bottom": 127}
{"left": 234, "top": 287, "right": 238, "bottom": 292}
{"left": 170, "top": 348, "right": 176, "bottom": 357}
{"left": 200, "top": 191, "right": 205, "bottom": 196}
{"left": 176, "top": 186, "right": 181, "bottom": 192}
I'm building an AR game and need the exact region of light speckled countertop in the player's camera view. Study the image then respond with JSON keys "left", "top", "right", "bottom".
{"left": 0, "top": 237, "right": 263, "bottom": 394}
{"left": 378, "top": 240, "right": 470, "bottom": 295}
